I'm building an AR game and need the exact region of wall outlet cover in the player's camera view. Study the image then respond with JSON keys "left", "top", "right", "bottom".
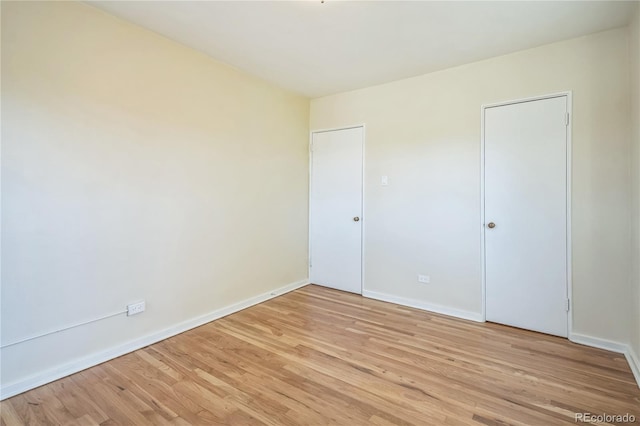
{"left": 127, "top": 301, "right": 146, "bottom": 316}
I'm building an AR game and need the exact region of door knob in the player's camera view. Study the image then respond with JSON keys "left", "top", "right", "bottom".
{"left": 353, "top": 217, "right": 360, "bottom": 222}
{"left": 487, "top": 222, "right": 496, "bottom": 229}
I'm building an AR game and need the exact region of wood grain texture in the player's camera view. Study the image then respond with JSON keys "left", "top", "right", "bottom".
{"left": 2, "top": 285, "right": 639, "bottom": 425}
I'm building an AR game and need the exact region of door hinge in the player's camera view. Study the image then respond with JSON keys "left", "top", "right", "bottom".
{"left": 565, "top": 112, "right": 570, "bottom": 126}
{"left": 566, "top": 298, "right": 570, "bottom": 312}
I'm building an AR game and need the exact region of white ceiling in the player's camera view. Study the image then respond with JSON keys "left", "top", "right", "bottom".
{"left": 89, "top": 1, "right": 637, "bottom": 98}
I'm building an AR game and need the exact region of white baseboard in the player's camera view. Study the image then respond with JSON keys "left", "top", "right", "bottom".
{"left": 362, "top": 289, "right": 484, "bottom": 322}
{"left": 0, "top": 279, "right": 309, "bottom": 400}
{"left": 625, "top": 346, "right": 640, "bottom": 388}
{"left": 570, "top": 333, "right": 640, "bottom": 388}
{"left": 569, "top": 333, "right": 629, "bottom": 353}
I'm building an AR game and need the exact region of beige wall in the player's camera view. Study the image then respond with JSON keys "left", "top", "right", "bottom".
{"left": 1, "top": 1, "right": 309, "bottom": 390}
{"left": 630, "top": 3, "right": 640, "bottom": 361}
{"left": 311, "top": 28, "right": 632, "bottom": 344}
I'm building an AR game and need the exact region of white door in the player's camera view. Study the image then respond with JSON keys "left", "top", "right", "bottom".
{"left": 484, "top": 96, "right": 569, "bottom": 337}
{"left": 310, "top": 127, "right": 363, "bottom": 294}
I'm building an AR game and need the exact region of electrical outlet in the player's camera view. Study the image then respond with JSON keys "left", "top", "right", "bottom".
{"left": 127, "top": 301, "right": 145, "bottom": 316}
{"left": 418, "top": 275, "right": 430, "bottom": 284}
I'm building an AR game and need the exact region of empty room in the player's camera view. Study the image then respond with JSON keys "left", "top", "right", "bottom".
{"left": 1, "top": 0, "right": 640, "bottom": 424}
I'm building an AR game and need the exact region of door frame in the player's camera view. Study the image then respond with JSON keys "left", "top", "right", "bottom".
{"left": 308, "top": 124, "right": 366, "bottom": 294}
{"left": 480, "top": 92, "right": 573, "bottom": 335}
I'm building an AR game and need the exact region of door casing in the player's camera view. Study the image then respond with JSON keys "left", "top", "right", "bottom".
{"left": 480, "top": 92, "right": 573, "bottom": 336}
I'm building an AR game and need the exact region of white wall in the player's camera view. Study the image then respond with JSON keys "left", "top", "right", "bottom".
{"left": 630, "top": 3, "right": 640, "bottom": 363}
{"left": 1, "top": 1, "right": 309, "bottom": 393}
{"left": 311, "top": 28, "right": 633, "bottom": 344}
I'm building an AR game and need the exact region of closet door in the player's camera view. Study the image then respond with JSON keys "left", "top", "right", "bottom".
{"left": 485, "top": 96, "right": 569, "bottom": 337}
{"left": 310, "top": 127, "right": 363, "bottom": 294}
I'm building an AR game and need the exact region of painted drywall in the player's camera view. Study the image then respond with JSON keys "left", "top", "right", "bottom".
{"left": 1, "top": 1, "right": 309, "bottom": 390}
{"left": 630, "top": 3, "right": 640, "bottom": 362}
{"left": 311, "top": 28, "right": 632, "bottom": 344}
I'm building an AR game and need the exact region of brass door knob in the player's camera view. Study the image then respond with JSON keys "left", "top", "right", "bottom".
{"left": 353, "top": 217, "right": 360, "bottom": 222}
{"left": 487, "top": 222, "right": 496, "bottom": 229}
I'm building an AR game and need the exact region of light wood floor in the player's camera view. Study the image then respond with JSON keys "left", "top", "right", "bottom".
{"left": 2, "top": 285, "right": 639, "bottom": 425}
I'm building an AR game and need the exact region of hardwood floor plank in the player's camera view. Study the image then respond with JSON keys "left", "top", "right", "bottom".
{"left": 68, "top": 414, "right": 100, "bottom": 426}
{"left": 2, "top": 285, "right": 639, "bottom": 425}
{"left": 0, "top": 399, "right": 23, "bottom": 426}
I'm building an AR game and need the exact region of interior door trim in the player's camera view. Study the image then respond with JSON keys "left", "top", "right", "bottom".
{"left": 308, "top": 124, "right": 366, "bottom": 295}
{"left": 480, "top": 92, "right": 573, "bottom": 336}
